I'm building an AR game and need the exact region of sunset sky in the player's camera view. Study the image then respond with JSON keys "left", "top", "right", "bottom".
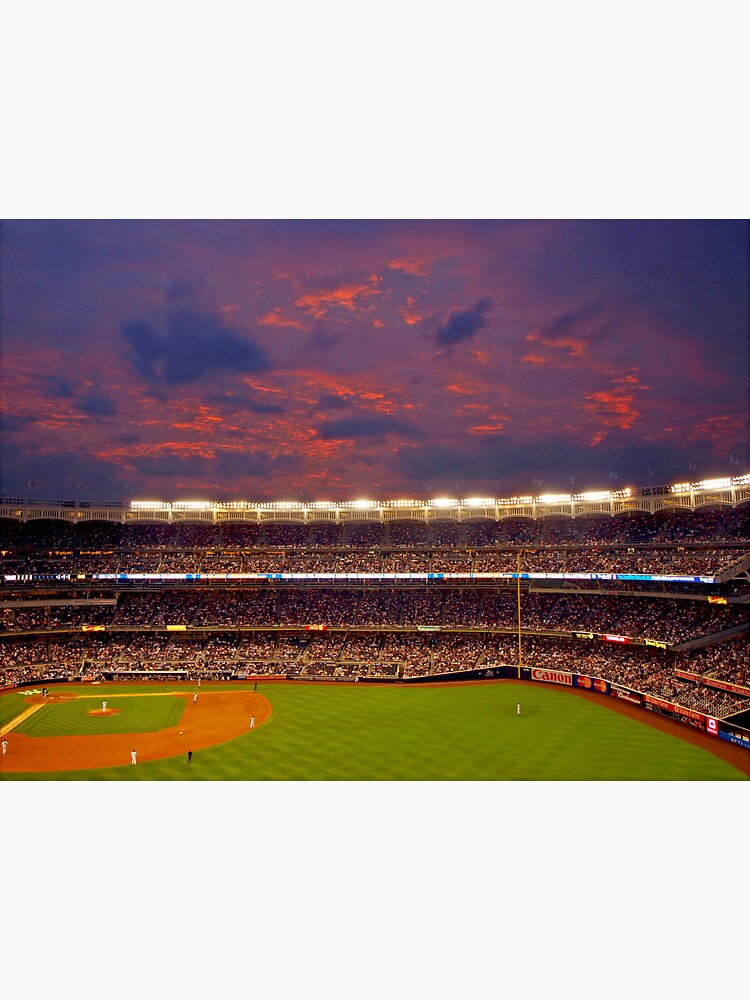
{"left": 1, "top": 218, "right": 747, "bottom": 502}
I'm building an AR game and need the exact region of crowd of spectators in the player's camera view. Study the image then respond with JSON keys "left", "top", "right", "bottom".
{"left": 3, "top": 543, "right": 747, "bottom": 579}
{"left": 2, "top": 587, "right": 743, "bottom": 646}
{"left": 680, "top": 638, "right": 749, "bottom": 687}
{"left": 2, "top": 628, "right": 748, "bottom": 711}
{"left": 2, "top": 504, "right": 748, "bottom": 554}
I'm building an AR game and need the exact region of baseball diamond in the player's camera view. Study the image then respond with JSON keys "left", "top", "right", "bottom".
{"left": 0, "top": 678, "right": 747, "bottom": 779}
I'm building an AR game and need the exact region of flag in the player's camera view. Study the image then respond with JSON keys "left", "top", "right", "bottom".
{"left": 26, "top": 480, "right": 38, "bottom": 488}
{"left": 688, "top": 461, "right": 696, "bottom": 471}
{"left": 569, "top": 476, "right": 575, "bottom": 487}
{"left": 609, "top": 472, "right": 618, "bottom": 481}
{"left": 532, "top": 478, "right": 542, "bottom": 487}
{"left": 729, "top": 454, "right": 739, "bottom": 466}
{"left": 123, "top": 484, "right": 134, "bottom": 494}
{"left": 77, "top": 483, "right": 88, "bottom": 491}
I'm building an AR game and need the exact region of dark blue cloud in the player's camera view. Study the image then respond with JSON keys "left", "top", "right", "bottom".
{"left": 35, "top": 375, "right": 75, "bottom": 399}
{"left": 316, "top": 393, "right": 353, "bottom": 412}
{"left": 318, "top": 415, "right": 422, "bottom": 440}
{"left": 539, "top": 297, "right": 610, "bottom": 340}
{"left": 0, "top": 413, "right": 36, "bottom": 433}
{"left": 393, "top": 430, "right": 742, "bottom": 497}
{"left": 120, "top": 302, "right": 271, "bottom": 386}
{"left": 76, "top": 392, "right": 117, "bottom": 417}
{"left": 435, "top": 299, "right": 491, "bottom": 345}
{"left": 207, "top": 393, "right": 284, "bottom": 415}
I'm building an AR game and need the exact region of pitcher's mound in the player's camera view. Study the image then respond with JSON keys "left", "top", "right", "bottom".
{"left": 89, "top": 708, "right": 120, "bottom": 716}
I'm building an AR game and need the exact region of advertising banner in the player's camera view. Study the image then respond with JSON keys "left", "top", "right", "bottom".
{"left": 675, "top": 670, "right": 750, "bottom": 698}
{"left": 644, "top": 694, "right": 706, "bottom": 728}
{"left": 609, "top": 684, "right": 643, "bottom": 706}
{"left": 531, "top": 667, "right": 572, "bottom": 686}
{"left": 574, "top": 675, "right": 610, "bottom": 694}
{"left": 718, "top": 730, "right": 750, "bottom": 750}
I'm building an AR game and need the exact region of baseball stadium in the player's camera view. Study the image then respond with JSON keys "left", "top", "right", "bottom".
{"left": 1, "top": 473, "right": 749, "bottom": 780}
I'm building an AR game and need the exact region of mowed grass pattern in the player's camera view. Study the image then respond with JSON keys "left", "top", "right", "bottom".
{"left": 2, "top": 681, "right": 747, "bottom": 780}
{"left": 0, "top": 691, "right": 33, "bottom": 730}
{"left": 13, "top": 695, "right": 186, "bottom": 737}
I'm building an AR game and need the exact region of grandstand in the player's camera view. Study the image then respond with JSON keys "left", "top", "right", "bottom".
{"left": 1, "top": 473, "right": 749, "bottom": 749}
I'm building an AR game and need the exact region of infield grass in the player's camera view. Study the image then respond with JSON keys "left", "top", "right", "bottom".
{"left": 11, "top": 694, "right": 186, "bottom": 737}
{"left": 1, "top": 680, "right": 747, "bottom": 780}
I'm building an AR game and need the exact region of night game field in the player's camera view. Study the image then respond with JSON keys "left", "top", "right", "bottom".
{"left": 1, "top": 680, "right": 747, "bottom": 780}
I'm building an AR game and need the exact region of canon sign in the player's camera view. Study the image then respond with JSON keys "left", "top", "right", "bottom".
{"left": 531, "top": 668, "right": 573, "bottom": 686}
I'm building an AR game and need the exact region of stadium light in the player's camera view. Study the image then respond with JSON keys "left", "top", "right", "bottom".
{"left": 539, "top": 493, "right": 572, "bottom": 505}
{"left": 696, "top": 477, "right": 732, "bottom": 491}
{"left": 432, "top": 498, "right": 457, "bottom": 507}
{"left": 354, "top": 499, "right": 377, "bottom": 508}
{"left": 463, "top": 498, "right": 495, "bottom": 506}
{"left": 577, "top": 491, "right": 612, "bottom": 502}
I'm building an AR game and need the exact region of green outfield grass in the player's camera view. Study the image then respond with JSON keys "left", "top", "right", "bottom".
{"left": 12, "top": 693, "right": 186, "bottom": 737}
{"left": 1, "top": 680, "right": 748, "bottom": 781}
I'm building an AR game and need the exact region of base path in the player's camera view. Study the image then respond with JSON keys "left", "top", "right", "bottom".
{"left": 0, "top": 690, "right": 271, "bottom": 773}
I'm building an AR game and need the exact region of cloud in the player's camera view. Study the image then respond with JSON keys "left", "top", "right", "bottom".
{"left": 120, "top": 300, "right": 271, "bottom": 386}
{"left": 0, "top": 413, "right": 36, "bottom": 433}
{"left": 317, "top": 415, "right": 421, "bottom": 441}
{"left": 207, "top": 392, "right": 284, "bottom": 415}
{"left": 387, "top": 256, "right": 432, "bottom": 277}
{"left": 294, "top": 273, "right": 382, "bottom": 318}
{"left": 76, "top": 392, "right": 117, "bottom": 417}
{"left": 303, "top": 328, "right": 339, "bottom": 355}
{"left": 435, "top": 300, "right": 491, "bottom": 345}
{"left": 316, "top": 393, "right": 354, "bottom": 412}
{"left": 35, "top": 375, "right": 75, "bottom": 399}
{"left": 524, "top": 297, "right": 611, "bottom": 362}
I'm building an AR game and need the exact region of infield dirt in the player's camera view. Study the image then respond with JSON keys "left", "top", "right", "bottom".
{"left": 0, "top": 690, "right": 271, "bottom": 773}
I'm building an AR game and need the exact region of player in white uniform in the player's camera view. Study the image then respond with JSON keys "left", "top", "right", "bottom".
{"left": 131, "top": 749, "right": 137, "bottom": 764}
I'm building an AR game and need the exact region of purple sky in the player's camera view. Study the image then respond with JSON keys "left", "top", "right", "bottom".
{"left": 1, "top": 219, "right": 747, "bottom": 502}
